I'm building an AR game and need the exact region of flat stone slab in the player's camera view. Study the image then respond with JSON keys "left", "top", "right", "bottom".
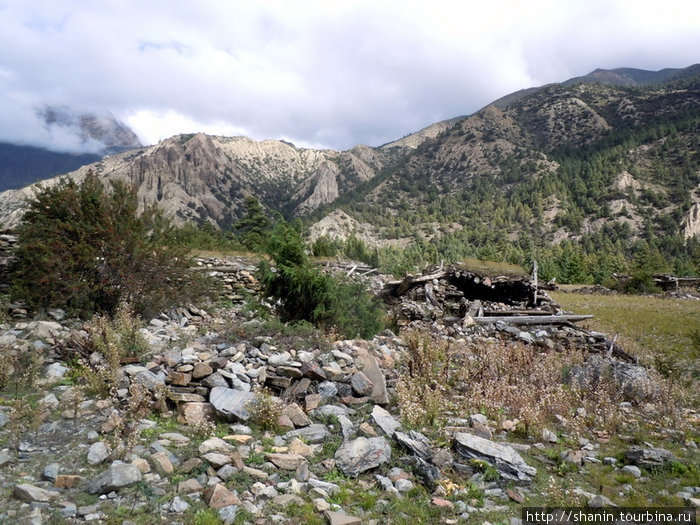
{"left": 13, "top": 483, "right": 60, "bottom": 502}
{"left": 87, "top": 462, "right": 143, "bottom": 494}
{"left": 454, "top": 433, "right": 536, "bottom": 482}
{"left": 335, "top": 436, "right": 391, "bottom": 477}
{"left": 210, "top": 387, "right": 255, "bottom": 421}
{"left": 284, "top": 423, "right": 330, "bottom": 444}
{"left": 265, "top": 453, "right": 307, "bottom": 470}
{"left": 371, "top": 405, "right": 401, "bottom": 437}
{"left": 325, "top": 510, "right": 362, "bottom": 525}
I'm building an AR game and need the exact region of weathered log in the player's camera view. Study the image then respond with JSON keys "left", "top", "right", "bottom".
{"left": 388, "top": 269, "right": 450, "bottom": 296}
{"left": 482, "top": 309, "right": 551, "bottom": 316}
{"left": 470, "top": 314, "right": 593, "bottom": 326}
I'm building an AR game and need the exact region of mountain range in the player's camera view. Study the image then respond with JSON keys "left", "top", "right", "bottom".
{"left": 0, "top": 65, "right": 698, "bottom": 276}
{"left": 0, "top": 107, "right": 141, "bottom": 191}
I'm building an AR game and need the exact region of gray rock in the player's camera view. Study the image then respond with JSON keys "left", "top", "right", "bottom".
{"left": 210, "top": 387, "right": 255, "bottom": 421}
{"left": 313, "top": 404, "right": 353, "bottom": 419}
{"left": 133, "top": 370, "right": 165, "bottom": 391}
{"left": 395, "top": 430, "right": 432, "bottom": 461}
{"left": 541, "top": 428, "right": 558, "bottom": 443}
{"left": 318, "top": 381, "right": 338, "bottom": 397}
{"left": 30, "top": 320, "right": 63, "bottom": 340}
{"left": 230, "top": 423, "right": 252, "bottom": 434}
{"left": 589, "top": 494, "right": 618, "bottom": 508}
{"left": 87, "top": 441, "right": 110, "bottom": 465}
{"left": 350, "top": 371, "right": 374, "bottom": 396}
{"left": 47, "top": 308, "right": 66, "bottom": 321}
{"left": 454, "top": 433, "right": 537, "bottom": 482}
{"left": 285, "top": 423, "right": 330, "bottom": 444}
{"left": 42, "top": 463, "right": 60, "bottom": 482}
{"left": 569, "top": 358, "right": 660, "bottom": 402}
{"left": 219, "top": 505, "right": 239, "bottom": 524}
{"left": 0, "top": 449, "right": 14, "bottom": 468}
{"left": 13, "top": 483, "right": 60, "bottom": 502}
{"left": 371, "top": 405, "right": 401, "bottom": 437}
{"left": 338, "top": 415, "right": 355, "bottom": 441}
{"left": 355, "top": 349, "right": 389, "bottom": 404}
{"left": 170, "top": 496, "right": 190, "bottom": 513}
{"left": 470, "top": 414, "right": 488, "bottom": 426}
{"left": 202, "top": 371, "right": 230, "bottom": 388}
{"left": 87, "top": 462, "right": 143, "bottom": 494}
{"left": 621, "top": 465, "right": 642, "bottom": 478}
{"left": 217, "top": 464, "right": 239, "bottom": 481}
{"left": 44, "top": 362, "right": 69, "bottom": 382}
{"left": 395, "top": 478, "right": 414, "bottom": 492}
{"left": 625, "top": 446, "right": 676, "bottom": 467}
{"left": 0, "top": 411, "right": 8, "bottom": 428}
{"left": 335, "top": 436, "right": 391, "bottom": 477}
{"left": 308, "top": 478, "right": 340, "bottom": 495}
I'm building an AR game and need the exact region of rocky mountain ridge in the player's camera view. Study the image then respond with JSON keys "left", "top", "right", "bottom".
{"left": 0, "top": 66, "right": 698, "bottom": 255}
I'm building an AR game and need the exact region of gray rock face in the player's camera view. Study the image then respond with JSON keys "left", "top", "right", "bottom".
{"left": 210, "top": 387, "right": 255, "bottom": 421}
{"left": 42, "top": 463, "right": 60, "bottom": 482}
{"left": 87, "top": 462, "right": 143, "bottom": 494}
{"left": 625, "top": 446, "right": 676, "bottom": 467}
{"left": 454, "top": 433, "right": 537, "bottom": 482}
{"left": 335, "top": 436, "right": 391, "bottom": 477}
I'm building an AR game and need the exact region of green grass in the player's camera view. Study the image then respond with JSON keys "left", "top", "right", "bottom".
{"left": 553, "top": 291, "right": 700, "bottom": 378}
{"left": 460, "top": 257, "right": 527, "bottom": 277}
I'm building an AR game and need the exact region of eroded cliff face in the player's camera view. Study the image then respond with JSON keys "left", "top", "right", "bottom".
{"left": 681, "top": 202, "right": 700, "bottom": 240}
{"left": 292, "top": 162, "right": 340, "bottom": 215}
{"left": 0, "top": 133, "right": 401, "bottom": 228}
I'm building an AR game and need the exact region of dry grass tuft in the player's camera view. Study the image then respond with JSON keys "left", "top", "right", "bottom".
{"left": 395, "top": 329, "right": 685, "bottom": 437}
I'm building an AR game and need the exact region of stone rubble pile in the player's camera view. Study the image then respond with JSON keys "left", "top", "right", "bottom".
{"left": 0, "top": 257, "right": 697, "bottom": 523}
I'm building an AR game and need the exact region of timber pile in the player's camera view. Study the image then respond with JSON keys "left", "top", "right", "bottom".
{"left": 380, "top": 264, "right": 569, "bottom": 324}
{"left": 381, "top": 264, "right": 636, "bottom": 363}
{"left": 652, "top": 274, "right": 700, "bottom": 291}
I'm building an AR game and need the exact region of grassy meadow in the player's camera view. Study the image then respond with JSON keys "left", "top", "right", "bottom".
{"left": 552, "top": 290, "right": 700, "bottom": 383}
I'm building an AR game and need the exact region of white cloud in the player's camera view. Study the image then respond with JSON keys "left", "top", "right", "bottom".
{"left": 0, "top": 0, "right": 698, "bottom": 153}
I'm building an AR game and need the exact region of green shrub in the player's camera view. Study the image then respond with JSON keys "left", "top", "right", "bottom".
{"left": 10, "top": 173, "right": 207, "bottom": 318}
{"left": 258, "top": 221, "right": 385, "bottom": 339}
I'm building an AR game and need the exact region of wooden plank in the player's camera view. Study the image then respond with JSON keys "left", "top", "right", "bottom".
{"left": 471, "top": 314, "right": 593, "bottom": 325}
{"left": 483, "top": 309, "right": 551, "bottom": 316}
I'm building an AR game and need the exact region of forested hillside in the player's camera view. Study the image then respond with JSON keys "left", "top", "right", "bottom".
{"left": 311, "top": 69, "right": 700, "bottom": 283}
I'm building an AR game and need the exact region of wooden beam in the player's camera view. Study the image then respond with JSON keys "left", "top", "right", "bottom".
{"left": 471, "top": 314, "right": 593, "bottom": 325}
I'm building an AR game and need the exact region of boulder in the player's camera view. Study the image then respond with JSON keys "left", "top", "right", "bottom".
{"left": 625, "top": 446, "right": 676, "bottom": 467}
{"left": 87, "top": 462, "right": 143, "bottom": 494}
{"left": 210, "top": 387, "right": 255, "bottom": 421}
{"left": 335, "top": 436, "right": 391, "bottom": 477}
{"left": 454, "top": 433, "right": 537, "bottom": 482}
{"left": 13, "top": 483, "right": 60, "bottom": 502}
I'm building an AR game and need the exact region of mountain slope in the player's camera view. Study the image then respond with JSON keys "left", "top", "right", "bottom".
{"left": 0, "top": 133, "right": 404, "bottom": 229}
{"left": 0, "top": 65, "right": 697, "bottom": 278}
{"left": 312, "top": 65, "right": 699, "bottom": 277}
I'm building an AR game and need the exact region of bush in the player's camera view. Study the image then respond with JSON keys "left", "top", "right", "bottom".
{"left": 10, "top": 173, "right": 206, "bottom": 318}
{"left": 258, "top": 221, "right": 384, "bottom": 339}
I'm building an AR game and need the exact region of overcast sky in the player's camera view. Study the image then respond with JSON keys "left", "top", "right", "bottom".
{"left": 1, "top": 0, "right": 698, "bottom": 153}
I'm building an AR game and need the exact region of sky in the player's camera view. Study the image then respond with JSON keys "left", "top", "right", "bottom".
{"left": 0, "top": 0, "right": 698, "bottom": 154}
